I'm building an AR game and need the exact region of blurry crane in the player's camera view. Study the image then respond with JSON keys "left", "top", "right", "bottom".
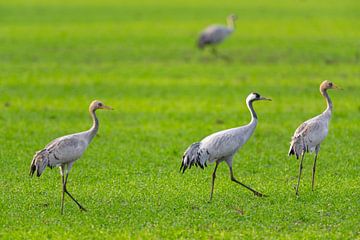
{"left": 181, "top": 93, "right": 271, "bottom": 201}
{"left": 30, "top": 100, "right": 113, "bottom": 214}
{"left": 288, "top": 80, "right": 341, "bottom": 195}
{"left": 198, "top": 14, "right": 237, "bottom": 55}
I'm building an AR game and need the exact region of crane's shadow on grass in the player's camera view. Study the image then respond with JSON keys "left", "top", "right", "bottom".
{"left": 200, "top": 54, "right": 233, "bottom": 63}
{"left": 183, "top": 51, "right": 233, "bottom": 64}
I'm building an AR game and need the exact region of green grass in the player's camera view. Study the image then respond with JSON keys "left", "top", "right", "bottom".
{"left": 1, "top": 0, "right": 360, "bottom": 239}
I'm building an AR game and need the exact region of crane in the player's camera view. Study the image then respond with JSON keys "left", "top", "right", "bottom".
{"left": 29, "top": 100, "right": 113, "bottom": 214}
{"left": 288, "top": 80, "right": 341, "bottom": 195}
{"left": 181, "top": 92, "right": 271, "bottom": 201}
{"left": 198, "top": 14, "right": 237, "bottom": 55}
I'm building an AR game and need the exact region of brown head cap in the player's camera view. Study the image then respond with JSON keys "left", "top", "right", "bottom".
{"left": 89, "top": 100, "right": 113, "bottom": 112}
{"left": 320, "top": 80, "right": 340, "bottom": 93}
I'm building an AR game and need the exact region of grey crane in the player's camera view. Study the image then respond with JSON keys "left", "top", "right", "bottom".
{"left": 198, "top": 14, "right": 237, "bottom": 55}
{"left": 288, "top": 80, "right": 341, "bottom": 195}
{"left": 180, "top": 93, "right": 271, "bottom": 201}
{"left": 30, "top": 100, "right": 113, "bottom": 214}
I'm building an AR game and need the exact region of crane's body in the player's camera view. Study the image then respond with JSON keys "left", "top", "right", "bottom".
{"left": 198, "top": 25, "right": 233, "bottom": 47}
{"left": 198, "top": 14, "right": 237, "bottom": 54}
{"left": 30, "top": 100, "right": 112, "bottom": 214}
{"left": 32, "top": 133, "right": 90, "bottom": 175}
{"left": 181, "top": 93, "right": 271, "bottom": 201}
{"left": 288, "top": 80, "right": 340, "bottom": 195}
{"left": 185, "top": 119, "right": 257, "bottom": 168}
{"left": 289, "top": 111, "right": 330, "bottom": 157}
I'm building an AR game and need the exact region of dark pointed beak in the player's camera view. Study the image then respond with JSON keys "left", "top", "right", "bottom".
{"left": 260, "top": 97, "right": 272, "bottom": 101}
{"left": 332, "top": 84, "right": 342, "bottom": 90}
{"left": 102, "top": 105, "right": 114, "bottom": 110}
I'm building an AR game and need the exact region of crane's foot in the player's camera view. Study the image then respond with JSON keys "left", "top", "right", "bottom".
{"left": 295, "top": 186, "right": 300, "bottom": 196}
{"left": 78, "top": 205, "right": 87, "bottom": 211}
{"left": 254, "top": 191, "right": 267, "bottom": 197}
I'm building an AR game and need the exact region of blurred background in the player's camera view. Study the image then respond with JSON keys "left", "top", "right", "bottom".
{"left": 0, "top": 0, "right": 359, "bottom": 238}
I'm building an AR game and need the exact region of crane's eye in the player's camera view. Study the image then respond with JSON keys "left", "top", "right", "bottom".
{"left": 98, "top": 103, "right": 103, "bottom": 107}
{"left": 329, "top": 82, "right": 333, "bottom": 87}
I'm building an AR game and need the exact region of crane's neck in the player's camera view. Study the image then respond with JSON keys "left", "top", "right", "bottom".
{"left": 227, "top": 17, "right": 235, "bottom": 30}
{"left": 321, "top": 88, "right": 332, "bottom": 115}
{"left": 246, "top": 100, "right": 258, "bottom": 126}
{"left": 88, "top": 109, "right": 99, "bottom": 142}
{"left": 232, "top": 99, "right": 257, "bottom": 143}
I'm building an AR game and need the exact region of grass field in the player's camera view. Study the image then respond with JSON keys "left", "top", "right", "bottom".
{"left": 1, "top": 0, "right": 360, "bottom": 239}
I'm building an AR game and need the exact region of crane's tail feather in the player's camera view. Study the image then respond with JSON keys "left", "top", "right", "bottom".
{"left": 180, "top": 142, "right": 209, "bottom": 173}
{"left": 29, "top": 149, "right": 49, "bottom": 177}
{"left": 288, "top": 136, "right": 306, "bottom": 159}
{"left": 197, "top": 34, "right": 210, "bottom": 49}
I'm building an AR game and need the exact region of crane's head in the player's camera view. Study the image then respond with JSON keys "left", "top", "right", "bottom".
{"left": 227, "top": 14, "right": 237, "bottom": 21}
{"left": 246, "top": 92, "right": 272, "bottom": 103}
{"left": 320, "top": 80, "right": 341, "bottom": 92}
{"left": 89, "top": 100, "right": 113, "bottom": 112}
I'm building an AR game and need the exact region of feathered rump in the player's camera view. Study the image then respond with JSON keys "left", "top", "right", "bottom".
{"left": 198, "top": 34, "right": 209, "bottom": 49}
{"left": 29, "top": 149, "right": 49, "bottom": 177}
{"left": 180, "top": 142, "right": 210, "bottom": 173}
{"left": 288, "top": 135, "right": 306, "bottom": 159}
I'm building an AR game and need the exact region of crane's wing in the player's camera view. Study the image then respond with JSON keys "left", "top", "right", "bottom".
{"left": 198, "top": 25, "right": 232, "bottom": 48}
{"left": 201, "top": 132, "right": 241, "bottom": 158}
{"left": 180, "top": 142, "right": 210, "bottom": 173}
{"left": 180, "top": 129, "right": 245, "bottom": 173}
{"left": 47, "top": 136, "right": 88, "bottom": 164}
{"left": 288, "top": 117, "right": 324, "bottom": 158}
{"left": 30, "top": 135, "right": 88, "bottom": 177}
{"left": 45, "top": 136, "right": 62, "bottom": 148}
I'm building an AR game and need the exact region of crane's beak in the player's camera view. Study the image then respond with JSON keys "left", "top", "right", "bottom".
{"left": 102, "top": 105, "right": 114, "bottom": 110}
{"left": 332, "top": 84, "right": 342, "bottom": 90}
{"left": 260, "top": 96, "right": 272, "bottom": 101}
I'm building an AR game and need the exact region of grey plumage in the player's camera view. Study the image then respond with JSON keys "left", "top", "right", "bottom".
{"left": 198, "top": 14, "right": 237, "bottom": 52}
{"left": 289, "top": 80, "right": 341, "bottom": 195}
{"left": 29, "top": 100, "right": 113, "bottom": 214}
{"left": 30, "top": 135, "right": 88, "bottom": 177}
{"left": 181, "top": 92, "right": 271, "bottom": 201}
{"left": 180, "top": 142, "right": 208, "bottom": 172}
{"left": 30, "top": 149, "right": 49, "bottom": 177}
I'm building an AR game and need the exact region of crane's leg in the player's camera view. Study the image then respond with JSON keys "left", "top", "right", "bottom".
{"left": 312, "top": 145, "right": 320, "bottom": 191}
{"left": 211, "top": 47, "right": 218, "bottom": 56}
{"left": 63, "top": 172, "right": 87, "bottom": 211}
{"left": 296, "top": 152, "right": 305, "bottom": 196}
{"left": 209, "top": 161, "right": 220, "bottom": 202}
{"left": 226, "top": 161, "right": 266, "bottom": 197}
{"left": 60, "top": 165, "right": 66, "bottom": 214}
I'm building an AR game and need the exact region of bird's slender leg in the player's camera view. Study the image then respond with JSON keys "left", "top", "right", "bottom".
{"left": 63, "top": 172, "right": 87, "bottom": 211}
{"left": 296, "top": 152, "right": 305, "bottom": 196}
{"left": 60, "top": 165, "right": 66, "bottom": 215}
{"left": 211, "top": 47, "right": 218, "bottom": 56}
{"left": 209, "top": 161, "right": 220, "bottom": 202}
{"left": 228, "top": 166, "right": 266, "bottom": 197}
{"left": 312, "top": 145, "right": 320, "bottom": 191}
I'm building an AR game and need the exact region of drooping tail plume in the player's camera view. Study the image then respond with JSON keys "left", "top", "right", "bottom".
{"left": 197, "top": 34, "right": 209, "bottom": 49}
{"left": 29, "top": 149, "right": 49, "bottom": 177}
{"left": 180, "top": 142, "right": 209, "bottom": 173}
{"left": 288, "top": 136, "right": 306, "bottom": 159}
